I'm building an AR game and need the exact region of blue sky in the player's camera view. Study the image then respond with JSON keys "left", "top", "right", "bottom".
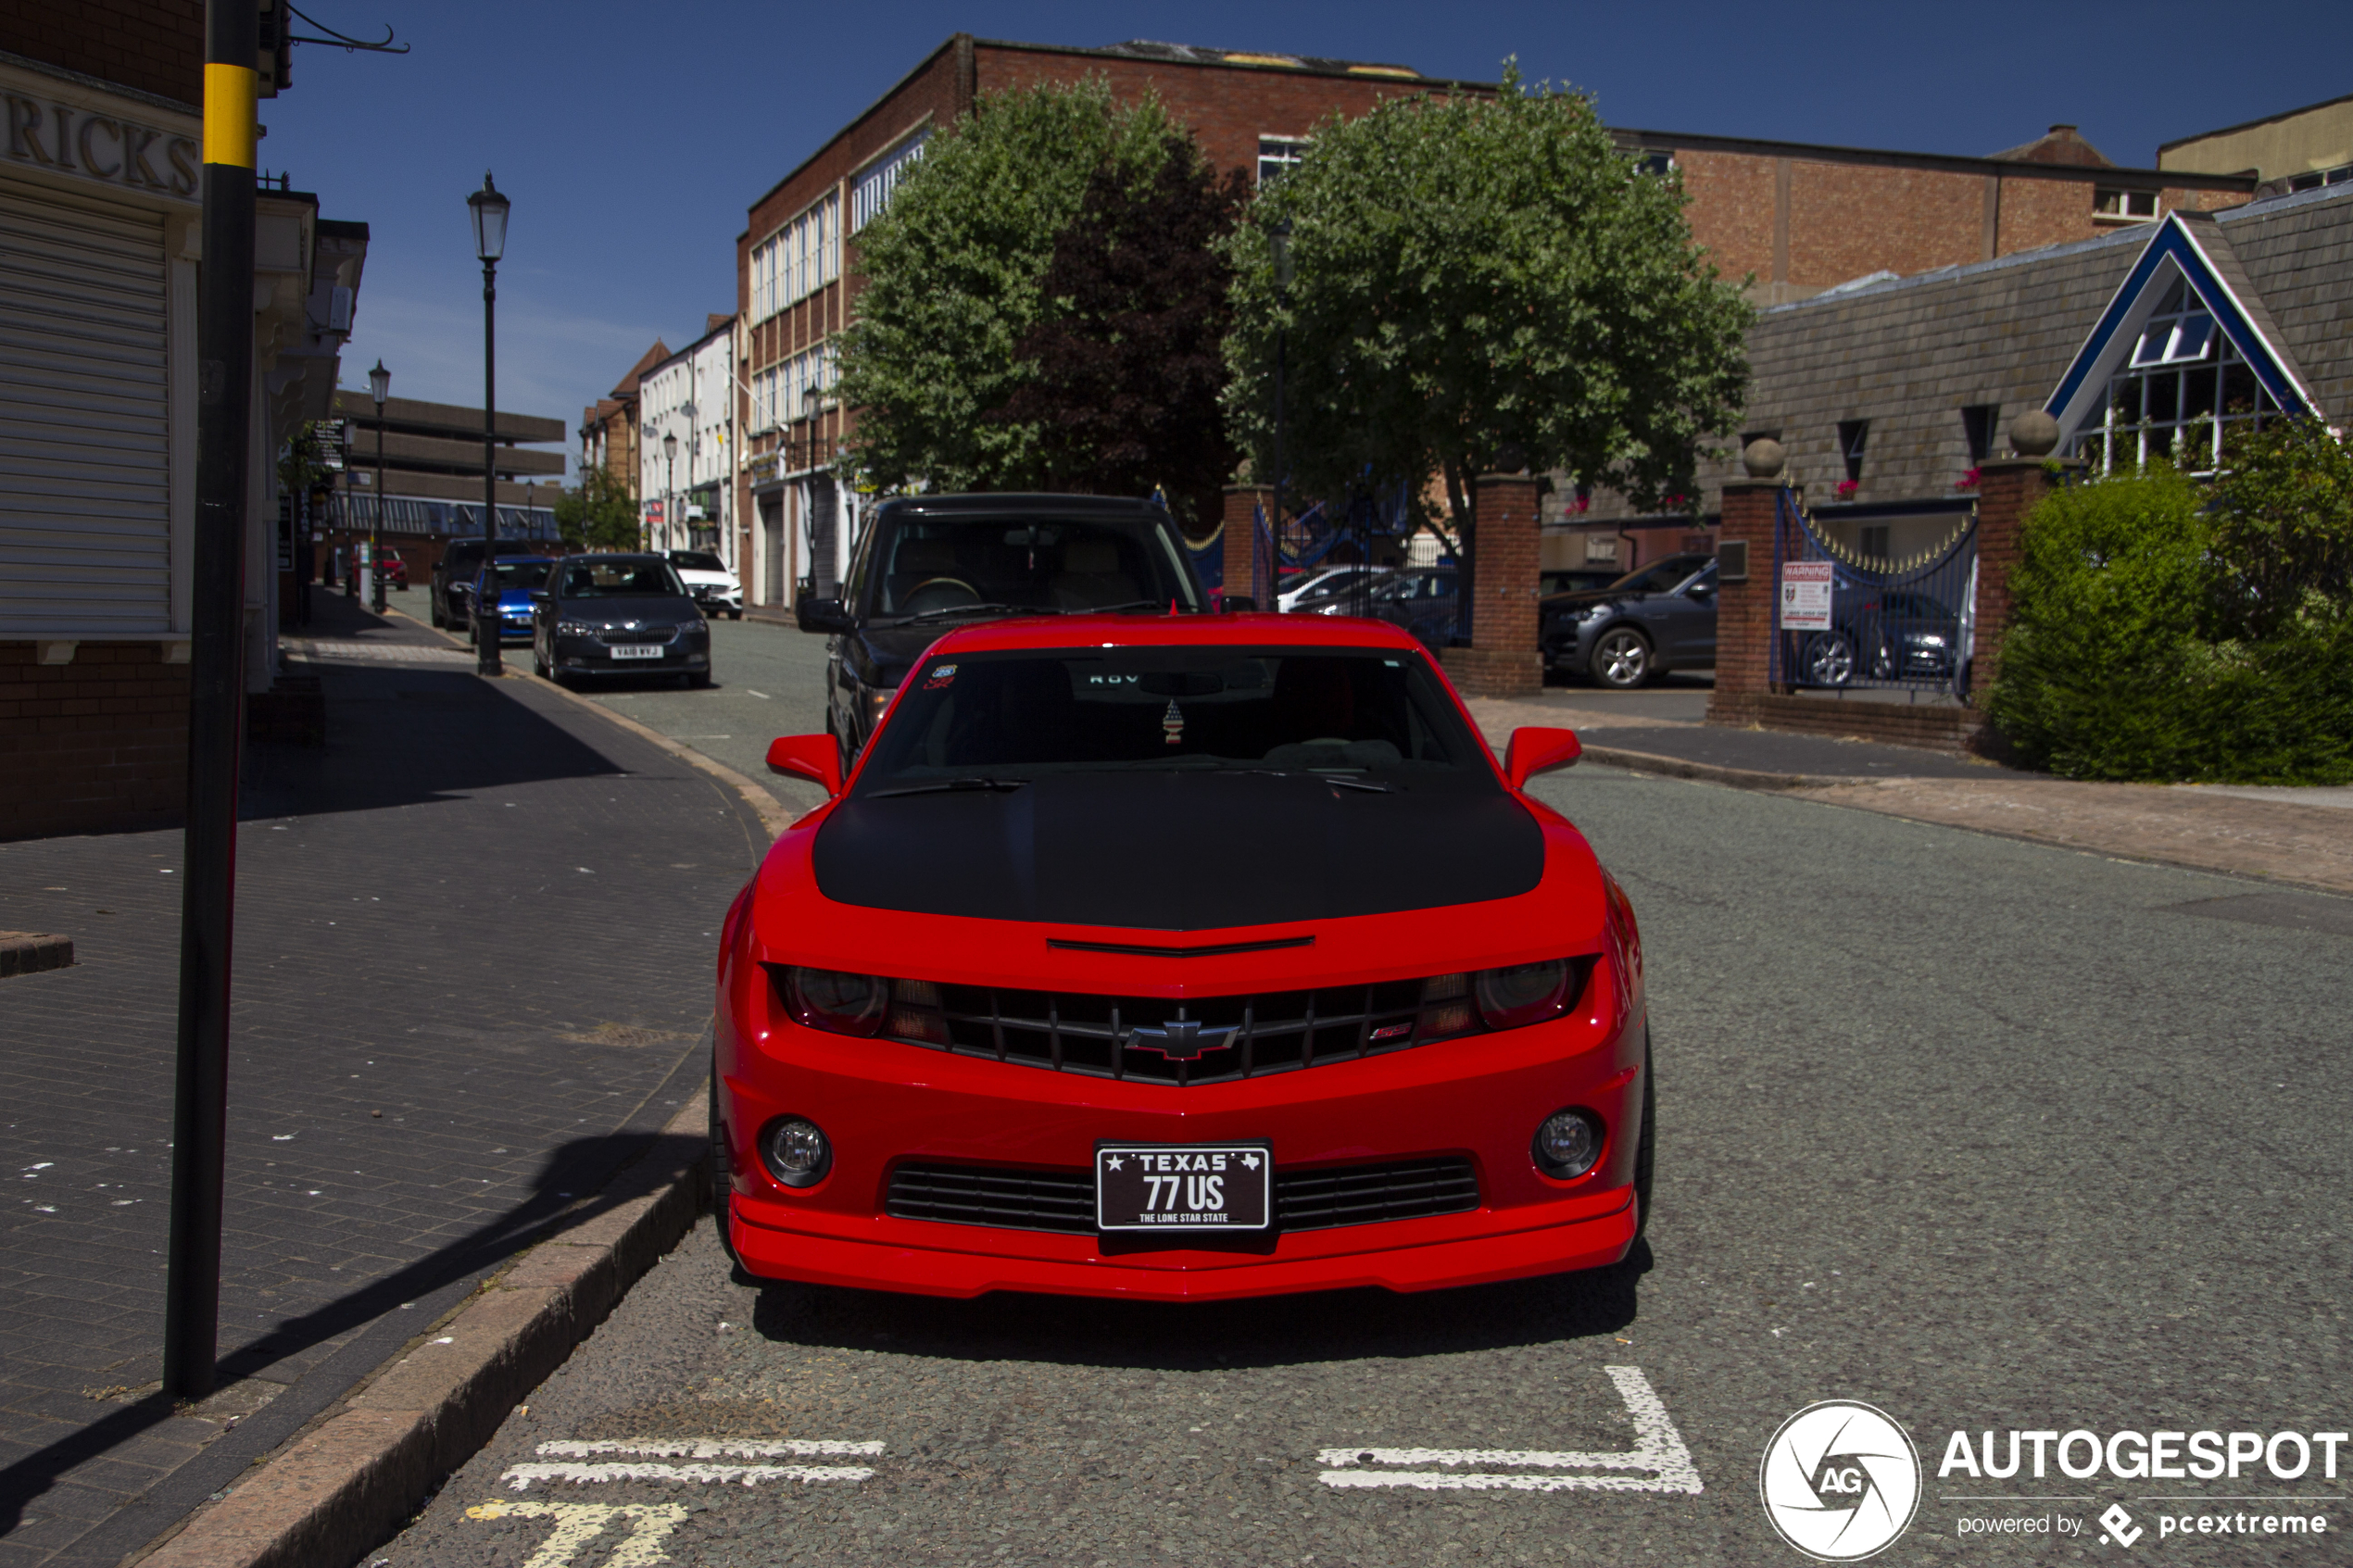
{"left": 269, "top": 1, "right": 2353, "bottom": 471}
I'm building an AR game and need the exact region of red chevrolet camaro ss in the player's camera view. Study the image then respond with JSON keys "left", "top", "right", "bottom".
{"left": 711, "top": 611, "right": 1649, "bottom": 1301}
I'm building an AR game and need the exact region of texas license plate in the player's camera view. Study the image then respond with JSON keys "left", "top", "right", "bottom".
{"left": 610, "top": 644, "right": 663, "bottom": 659}
{"left": 1095, "top": 1142, "right": 1271, "bottom": 1232}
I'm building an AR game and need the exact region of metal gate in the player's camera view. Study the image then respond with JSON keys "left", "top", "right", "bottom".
{"left": 1770, "top": 489, "right": 1979, "bottom": 698}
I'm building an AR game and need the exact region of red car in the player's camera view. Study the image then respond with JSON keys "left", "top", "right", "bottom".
{"left": 711, "top": 611, "right": 1650, "bottom": 1301}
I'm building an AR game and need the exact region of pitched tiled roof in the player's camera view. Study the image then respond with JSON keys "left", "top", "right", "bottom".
{"left": 1584, "top": 183, "right": 2353, "bottom": 520}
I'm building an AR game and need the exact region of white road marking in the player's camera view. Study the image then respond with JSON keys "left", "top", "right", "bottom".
{"left": 466, "top": 1499, "right": 686, "bottom": 1568}
{"left": 1318, "top": 1366, "right": 1703, "bottom": 1494}
{"left": 536, "top": 1438, "right": 883, "bottom": 1460}
{"left": 501, "top": 1462, "right": 874, "bottom": 1488}
{"left": 744, "top": 690, "right": 772, "bottom": 699}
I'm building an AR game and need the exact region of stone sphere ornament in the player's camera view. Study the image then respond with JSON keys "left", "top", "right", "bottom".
{"left": 2009, "top": 410, "right": 2060, "bottom": 457}
{"left": 1743, "top": 438, "right": 1786, "bottom": 478}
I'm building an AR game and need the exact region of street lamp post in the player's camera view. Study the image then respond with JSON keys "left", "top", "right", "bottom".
{"left": 368, "top": 359, "right": 389, "bottom": 612}
{"left": 663, "top": 431, "right": 677, "bottom": 558}
{"left": 1267, "top": 218, "right": 1292, "bottom": 613}
{"left": 468, "top": 171, "right": 510, "bottom": 677}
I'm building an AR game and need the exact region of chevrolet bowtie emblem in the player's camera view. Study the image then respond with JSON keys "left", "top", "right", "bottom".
{"left": 1124, "top": 1019, "right": 1238, "bottom": 1061}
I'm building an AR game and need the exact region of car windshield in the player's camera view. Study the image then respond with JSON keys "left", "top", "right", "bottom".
{"left": 857, "top": 646, "right": 1486, "bottom": 789}
{"left": 859, "top": 516, "right": 1201, "bottom": 620}
{"left": 1609, "top": 557, "right": 1703, "bottom": 595}
{"left": 557, "top": 558, "right": 686, "bottom": 597}
{"left": 670, "top": 551, "right": 726, "bottom": 572}
{"left": 483, "top": 561, "right": 551, "bottom": 591}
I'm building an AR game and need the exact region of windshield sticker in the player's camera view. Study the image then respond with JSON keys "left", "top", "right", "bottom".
{"left": 923, "top": 664, "right": 957, "bottom": 691}
{"left": 1162, "top": 699, "right": 1185, "bottom": 745}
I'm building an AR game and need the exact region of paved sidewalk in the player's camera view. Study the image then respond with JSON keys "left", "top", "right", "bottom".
{"left": 0, "top": 596, "right": 766, "bottom": 1567}
{"left": 1464, "top": 691, "right": 2353, "bottom": 897}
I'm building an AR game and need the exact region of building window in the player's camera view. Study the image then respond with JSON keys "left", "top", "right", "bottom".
{"left": 2286, "top": 163, "right": 2353, "bottom": 193}
{"left": 1635, "top": 152, "right": 1676, "bottom": 177}
{"left": 1257, "top": 136, "right": 1310, "bottom": 185}
{"left": 2074, "top": 271, "right": 2279, "bottom": 475}
{"left": 851, "top": 133, "right": 928, "bottom": 232}
{"left": 750, "top": 194, "right": 839, "bottom": 322}
{"left": 2094, "top": 187, "right": 2158, "bottom": 222}
{"left": 1959, "top": 404, "right": 1999, "bottom": 463}
{"left": 1836, "top": 420, "right": 1869, "bottom": 483}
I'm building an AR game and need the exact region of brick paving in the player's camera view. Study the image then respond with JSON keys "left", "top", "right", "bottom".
{"left": 0, "top": 597, "right": 768, "bottom": 1566}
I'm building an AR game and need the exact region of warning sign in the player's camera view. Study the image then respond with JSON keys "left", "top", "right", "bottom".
{"left": 1780, "top": 561, "right": 1834, "bottom": 632}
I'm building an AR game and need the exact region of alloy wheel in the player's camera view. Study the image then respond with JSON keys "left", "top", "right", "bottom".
{"left": 1592, "top": 629, "right": 1653, "bottom": 690}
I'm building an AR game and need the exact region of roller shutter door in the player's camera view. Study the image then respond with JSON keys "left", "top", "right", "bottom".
{"left": 0, "top": 174, "right": 170, "bottom": 635}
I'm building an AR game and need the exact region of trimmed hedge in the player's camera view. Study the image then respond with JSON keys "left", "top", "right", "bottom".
{"left": 1990, "top": 465, "right": 2353, "bottom": 784}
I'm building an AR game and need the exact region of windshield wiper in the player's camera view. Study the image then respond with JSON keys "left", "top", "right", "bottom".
{"left": 867, "top": 776, "right": 1032, "bottom": 799}
{"left": 887, "top": 602, "right": 1060, "bottom": 625}
{"left": 1227, "top": 768, "right": 1393, "bottom": 794}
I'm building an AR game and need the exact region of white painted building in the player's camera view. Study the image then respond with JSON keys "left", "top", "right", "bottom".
{"left": 637, "top": 316, "right": 736, "bottom": 575}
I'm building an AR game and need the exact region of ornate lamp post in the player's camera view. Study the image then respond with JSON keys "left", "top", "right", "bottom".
{"left": 467, "top": 171, "right": 510, "bottom": 676}
{"left": 368, "top": 358, "right": 389, "bottom": 611}
{"left": 663, "top": 431, "right": 678, "bottom": 556}
{"left": 1268, "top": 218, "right": 1292, "bottom": 612}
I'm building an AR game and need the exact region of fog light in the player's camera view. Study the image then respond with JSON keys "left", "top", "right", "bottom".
{"left": 1533, "top": 1109, "right": 1603, "bottom": 1179}
{"left": 759, "top": 1117, "right": 831, "bottom": 1188}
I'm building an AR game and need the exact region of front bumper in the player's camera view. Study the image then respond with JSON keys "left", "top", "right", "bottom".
{"left": 551, "top": 632, "right": 711, "bottom": 675}
{"left": 1541, "top": 620, "right": 1604, "bottom": 673}
{"left": 718, "top": 978, "right": 1644, "bottom": 1301}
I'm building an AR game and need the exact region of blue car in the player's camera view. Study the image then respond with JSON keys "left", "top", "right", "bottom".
{"left": 464, "top": 557, "right": 557, "bottom": 644}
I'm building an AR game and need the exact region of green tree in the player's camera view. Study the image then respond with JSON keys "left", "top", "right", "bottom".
{"left": 992, "top": 121, "right": 1251, "bottom": 533}
{"left": 836, "top": 80, "right": 1175, "bottom": 495}
{"left": 2206, "top": 416, "right": 2353, "bottom": 641}
{"left": 555, "top": 465, "right": 641, "bottom": 552}
{"left": 1220, "top": 63, "right": 1752, "bottom": 534}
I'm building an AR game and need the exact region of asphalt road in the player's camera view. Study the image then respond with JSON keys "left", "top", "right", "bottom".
{"left": 365, "top": 727, "right": 2353, "bottom": 1567}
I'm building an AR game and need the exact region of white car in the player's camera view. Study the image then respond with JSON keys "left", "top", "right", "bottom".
{"left": 666, "top": 550, "right": 743, "bottom": 620}
{"left": 1277, "top": 564, "right": 1390, "bottom": 613}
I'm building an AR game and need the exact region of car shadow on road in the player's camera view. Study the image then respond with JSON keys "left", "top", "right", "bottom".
{"left": 742, "top": 1238, "right": 1651, "bottom": 1372}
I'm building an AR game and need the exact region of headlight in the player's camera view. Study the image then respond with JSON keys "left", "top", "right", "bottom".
{"left": 783, "top": 966, "right": 886, "bottom": 1036}
{"left": 682, "top": 616, "right": 708, "bottom": 634}
{"left": 556, "top": 619, "right": 592, "bottom": 636}
{"left": 861, "top": 684, "right": 892, "bottom": 732}
{"left": 1475, "top": 959, "right": 1576, "bottom": 1030}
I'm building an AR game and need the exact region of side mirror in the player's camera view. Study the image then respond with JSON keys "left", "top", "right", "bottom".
{"left": 1505, "top": 726, "right": 1581, "bottom": 790}
{"left": 795, "top": 596, "right": 851, "bottom": 634}
{"left": 766, "top": 734, "right": 843, "bottom": 796}
{"left": 528, "top": 589, "right": 550, "bottom": 602}
{"left": 1687, "top": 581, "right": 1715, "bottom": 600}
{"left": 1220, "top": 595, "right": 1257, "bottom": 613}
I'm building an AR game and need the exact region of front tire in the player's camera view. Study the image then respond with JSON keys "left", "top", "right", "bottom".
{"left": 709, "top": 1063, "right": 738, "bottom": 1265}
{"left": 1591, "top": 628, "right": 1655, "bottom": 690}
{"left": 1632, "top": 1034, "right": 1655, "bottom": 1239}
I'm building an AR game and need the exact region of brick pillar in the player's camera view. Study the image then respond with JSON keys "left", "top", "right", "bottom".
{"left": 1705, "top": 478, "right": 1784, "bottom": 723}
{"left": 1969, "top": 455, "right": 2078, "bottom": 709}
{"left": 1438, "top": 471, "right": 1541, "bottom": 696}
{"left": 1221, "top": 483, "right": 1271, "bottom": 608}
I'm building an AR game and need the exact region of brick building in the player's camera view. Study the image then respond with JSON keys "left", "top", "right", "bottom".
{"left": 707, "top": 33, "right": 2259, "bottom": 621}
{"left": 577, "top": 338, "right": 668, "bottom": 505}
{"left": 728, "top": 36, "right": 1465, "bottom": 612}
{"left": 0, "top": 2, "right": 369, "bottom": 838}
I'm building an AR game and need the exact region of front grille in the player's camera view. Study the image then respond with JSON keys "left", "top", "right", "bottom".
{"left": 794, "top": 962, "right": 1591, "bottom": 1087}
{"left": 596, "top": 629, "right": 676, "bottom": 646}
{"left": 885, "top": 1157, "right": 1479, "bottom": 1236}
